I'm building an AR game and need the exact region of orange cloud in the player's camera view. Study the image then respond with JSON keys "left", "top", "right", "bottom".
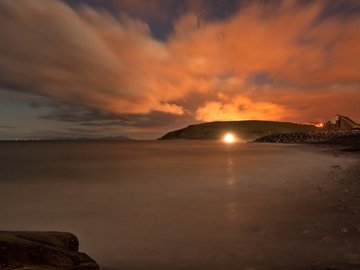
{"left": 168, "top": 1, "right": 360, "bottom": 85}
{"left": 196, "top": 94, "right": 290, "bottom": 122}
{"left": 166, "top": 1, "right": 360, "bottom": 122}
{"left": 0, "top": 0, "right": 359, "bottom": 127}
{"left": 0, "top": 0, "right": 185, "bottom": 115}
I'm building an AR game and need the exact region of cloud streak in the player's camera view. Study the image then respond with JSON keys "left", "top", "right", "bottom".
{"left": 0, "top": 0, "right": 183, "bottom": 116}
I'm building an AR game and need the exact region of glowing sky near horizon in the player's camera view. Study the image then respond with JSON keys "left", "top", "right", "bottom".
{"left": 0, "top": 0, "right": 359, "bottom": 139}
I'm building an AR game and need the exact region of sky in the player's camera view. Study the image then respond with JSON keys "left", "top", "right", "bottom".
{"left": 0, "top": 0, "right": 359, "bottom": 139}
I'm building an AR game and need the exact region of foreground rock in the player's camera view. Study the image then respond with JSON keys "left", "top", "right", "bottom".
{"left": 0, "top": 231, "right": 99, "bottom": 270}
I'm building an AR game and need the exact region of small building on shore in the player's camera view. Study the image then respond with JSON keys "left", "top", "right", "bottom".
{"left": 325, "top": 114, "right": 360, "bottom": 131}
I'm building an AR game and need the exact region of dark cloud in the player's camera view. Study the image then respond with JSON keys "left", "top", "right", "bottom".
{"left": 319, "top": 0, "right": 360, "bottom": 20}
{"left": 39, "top": 101, "right": 194, "bottom": 128}
{"left": 67, "top": 127, "right": 103, "bottom": 134}
{"left": 40, "top": 104, "right": 121, "bottom": 123}
{"left": 62, "top": 0, "right": 280, "bottom": 39}
{"left": 247, "top": 72, "right": 273, "bottom": 86}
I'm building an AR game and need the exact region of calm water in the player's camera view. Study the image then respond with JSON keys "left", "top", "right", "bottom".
{"left": 0, "top": 141, "right": 355, "bottom": 269}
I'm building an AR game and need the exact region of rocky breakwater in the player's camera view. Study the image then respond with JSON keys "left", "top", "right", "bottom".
{"left": 0, "top": 231, "right": 99, "bottom": 270}
{"left": 254, "top": 130, "right": 360, "bottom": 148}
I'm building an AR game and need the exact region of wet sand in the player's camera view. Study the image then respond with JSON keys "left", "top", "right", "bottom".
{"left": 0, "top": 142, "right": 359, "bottom": 269}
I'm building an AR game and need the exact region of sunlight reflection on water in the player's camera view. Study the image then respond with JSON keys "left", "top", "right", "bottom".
{"left": 226, "top": 155, "right": 240, "bottom": 221}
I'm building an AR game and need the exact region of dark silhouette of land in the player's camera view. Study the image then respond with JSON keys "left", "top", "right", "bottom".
{"left": 0, "top": 135, "right": 133, "bottom": 142}
{"left": 160, "top": 120, "right": 321, "bottom": 140}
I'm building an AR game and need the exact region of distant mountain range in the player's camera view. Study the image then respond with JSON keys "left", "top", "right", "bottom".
{"left": 0, "top": 135, "right": 133, "bottom": 142}
{"left": 70, "top": 135, "right": 133, "bottom": 141}
{"left": 159, "top": 120, "right": 321, "bottom": 141}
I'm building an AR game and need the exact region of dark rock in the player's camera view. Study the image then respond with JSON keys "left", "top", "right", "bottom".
{"left": 254, "top": 130, "right": 360, "bottom": 149}
{"left": 0, "top": 231, "right": 98, "bottom": 270}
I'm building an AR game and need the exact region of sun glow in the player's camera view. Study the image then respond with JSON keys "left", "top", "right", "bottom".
{"left": 223, "top": 133, "right": 235, "bottom": 143}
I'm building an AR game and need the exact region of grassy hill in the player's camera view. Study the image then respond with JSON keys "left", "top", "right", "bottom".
{"left": 160, "top": 120, "right": 321, "bottom": 141}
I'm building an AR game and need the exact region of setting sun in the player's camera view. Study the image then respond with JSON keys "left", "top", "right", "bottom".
{"left": 223, "top": 133, "right": 235, "bottom": 143}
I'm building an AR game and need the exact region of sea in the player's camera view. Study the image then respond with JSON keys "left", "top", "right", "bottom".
{"left": 0, "top": 141, "right": 356, "bottom": 270}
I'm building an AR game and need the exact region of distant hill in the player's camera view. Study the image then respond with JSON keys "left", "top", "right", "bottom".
{"left": 159, "top": 120, "right": 321, "bottom": 141}
{"left": 0, "top": 135, "right": 133, "bottom": 142}
{"left": 72, "top": 135, "right": 133, "bottom": 141}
